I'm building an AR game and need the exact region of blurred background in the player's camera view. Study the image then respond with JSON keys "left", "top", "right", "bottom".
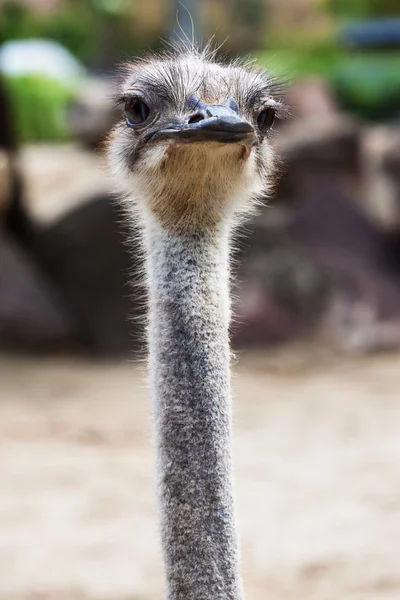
{"left": 0, "top": 1, "right": 399, "bottom": 599}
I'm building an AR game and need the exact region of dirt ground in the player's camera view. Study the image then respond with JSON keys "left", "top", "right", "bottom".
{"left": 0, "top": 348, "right": 399, "bottom": 600}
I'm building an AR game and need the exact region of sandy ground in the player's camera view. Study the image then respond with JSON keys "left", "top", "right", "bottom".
{"left": 0, "top": 349, "right": 399, "bottom": 600}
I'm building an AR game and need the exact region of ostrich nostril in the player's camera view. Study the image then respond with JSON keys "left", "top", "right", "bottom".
{"left": 188, "top": 111, "right": 206, "bottom": 124}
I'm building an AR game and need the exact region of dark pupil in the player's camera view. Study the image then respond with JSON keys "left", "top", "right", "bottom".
{"left": 125, "top": 98, "right": 150, "bottom": 125}
{"left": 257, "top": 108, "right": 275, "bottom": 132}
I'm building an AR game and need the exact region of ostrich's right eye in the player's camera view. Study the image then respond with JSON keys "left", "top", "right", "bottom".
{"left": 257, "top": 107, "right": 275, "bottom": 133}
{"left": 125, "top": 96, "right": 150, "bottom": 126}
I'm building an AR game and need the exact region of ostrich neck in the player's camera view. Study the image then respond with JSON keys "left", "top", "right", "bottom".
{"left": 144, "top": 218, "right": 244, "bottom": 600}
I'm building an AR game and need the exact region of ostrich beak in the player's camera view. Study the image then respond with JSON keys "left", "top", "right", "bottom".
{"left": 145, "top": 104, "right": 255, "bottom": 145}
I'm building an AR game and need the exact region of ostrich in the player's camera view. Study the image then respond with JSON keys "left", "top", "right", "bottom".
{"left": 107, "top": 46, "right": 285, "bottom": 599}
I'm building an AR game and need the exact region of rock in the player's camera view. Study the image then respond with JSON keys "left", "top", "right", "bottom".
{"left": 233, "top": 230, "right": 328, "bottom": 345}
{"left": 382, "top": 131, "right": 400, "bottom": 181}
{"left": 286, "top": 77, "right": 338, "bottom": 119}
{"left": 3, "top": 187, "right": 143, "bottom": 355}
{"left": 277, "top": 113, "right": 363, "bottom": 203}
{"left": 232, "top": 168, "right": 400, "bottom": 349}
{"left": 0, "top": 149, "right": 11, "bottom": 220}
{"left": 0, "top": 228, "right": 73, "bottom": 348}
{"left": 361, "top": 125, "right": 400, "bottom": 229}
{"left": 0, "top": 74, "right": 18, "bottom": 222}
{"left": 288, "top": 177, "right": 400, "bottom": 346}
{"left": 24, "top": 194, "right": 144, "bottom": 355}
{"left": 381, "top": 128, "right": 400, "bottom": 228}
{"left": 19, "top": 144, "right": 112, "bottom": 225}
{"left": 1, "top": 74, "right": 138, "bottom": 355}
{"left": 279, "top": 113, "right": 361, "bottom": 171}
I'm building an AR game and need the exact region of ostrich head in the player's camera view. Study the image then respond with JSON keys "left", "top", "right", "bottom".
{"left": 107, "top": 46, "right": 286, "bottom": 232}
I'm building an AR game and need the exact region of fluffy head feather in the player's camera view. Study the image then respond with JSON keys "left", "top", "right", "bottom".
{"left": 107, "top": 45, "right": 287, "bottom": 232}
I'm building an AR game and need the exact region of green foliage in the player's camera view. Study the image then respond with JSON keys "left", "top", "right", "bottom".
{"left": 332, "top": 53, "right": 400, "bottom": 119}
{"left": 259, "top": 46, "right": 340, "bottom": 81}
{"left": 0, "top": 0, "right": 144, "bottom": 67}
{"left": 323, "top": 0, "right": 400, "bottom": 18}
{"left": 1, "top": 1, "right": 94, "bottom": 62}
{"left": 258, "top": 49, "right": 400, "bottom": 121}
{"left": 3, "top": 74, "right": 76, "bottom": 142}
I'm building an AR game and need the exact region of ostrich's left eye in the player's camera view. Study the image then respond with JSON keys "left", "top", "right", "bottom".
{"left": 257, "top": 107, "right": 275, "bottom": 133}
{"left": 125, "top": 96, "right": 150, "bottom": 126}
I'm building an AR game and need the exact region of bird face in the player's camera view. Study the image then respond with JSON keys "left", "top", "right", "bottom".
{"left": 107, "top": 49, "right": 286, "bottom": 231}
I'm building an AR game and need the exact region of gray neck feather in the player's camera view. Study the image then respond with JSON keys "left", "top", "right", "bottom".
{"left": 144, "top": 219, "right": 244, "bottom": 600}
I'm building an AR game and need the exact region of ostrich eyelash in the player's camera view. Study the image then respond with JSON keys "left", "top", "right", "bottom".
{"left": 113, "top": 93, "right": 132, "bottom": 108}
{"left": 260, "top": 99, "right": 289, "bottom": 120}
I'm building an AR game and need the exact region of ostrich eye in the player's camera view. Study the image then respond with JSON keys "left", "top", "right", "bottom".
{"left": 125, "top": 96, "right": 150, "bottom": 126}
{"left": 257, "top": 108, "right": 275, "bottom": 133}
